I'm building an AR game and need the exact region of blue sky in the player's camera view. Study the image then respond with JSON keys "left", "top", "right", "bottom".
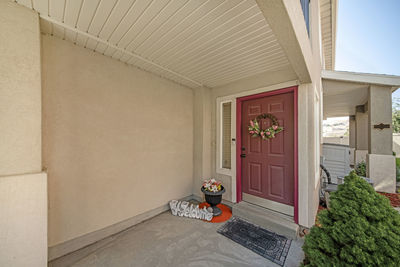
{"left": 335, "top": 0, "right": 400, "bottom": 97}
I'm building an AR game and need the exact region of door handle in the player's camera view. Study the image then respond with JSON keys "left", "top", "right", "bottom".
{"left": 240, "top": 154, "right": 246, "bottom": 158}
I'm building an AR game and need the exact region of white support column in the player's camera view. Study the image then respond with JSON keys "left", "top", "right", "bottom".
{"left": 367, "top": 85, "right": 396, "bottom": 193}
{"left": 355, "top": 105, "right": 369, "bottom": 165}
{"left": 349, "top": 115, "right": 356, "bottom": 166}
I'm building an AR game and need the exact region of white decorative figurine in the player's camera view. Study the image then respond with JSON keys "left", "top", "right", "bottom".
{"left": 169, "top": 200, "right": 213, "bottom": 221}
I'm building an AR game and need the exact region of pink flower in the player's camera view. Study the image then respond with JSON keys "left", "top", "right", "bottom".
{"left": 250, "top": 120, "right": 254, "bottom": 127}
{"left": 266, "top": 131, "right": 271, "bottom": 135}
{"left": 250, "top": 131, "right": 254, "bottom": 134}
{"left": 260, "top": 131, "right": 264, "bottom": 136}
{"left": 272, "top": 125, "right": 278, "bottom": 130}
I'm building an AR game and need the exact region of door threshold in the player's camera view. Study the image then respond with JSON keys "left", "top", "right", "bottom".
{"left": 242, "top": 193, "right": 294, "bottom": 217}
{"left": 242, "top": 201, "right": 294, "bottom": 222}
{"left": 232, "top": 201, "right": 299, "bottom": 238}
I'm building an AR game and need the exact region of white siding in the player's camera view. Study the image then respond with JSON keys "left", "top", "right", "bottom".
{"left": 322, "top": 144, "right": 351, "bottom": 183}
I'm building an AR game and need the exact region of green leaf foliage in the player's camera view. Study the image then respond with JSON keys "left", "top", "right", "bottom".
{"left": 354, "top": 161, "right": 366, "bottom": 177}
{"left": 392, "top": 98, "right": 400, "bottom": 133}
{"left": 303, "top": 171, "right": 400, "bottom": 266}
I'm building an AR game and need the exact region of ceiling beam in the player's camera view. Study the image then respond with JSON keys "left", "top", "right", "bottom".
{"left": 255, "top": 0, "right": 313, "bottom": 83}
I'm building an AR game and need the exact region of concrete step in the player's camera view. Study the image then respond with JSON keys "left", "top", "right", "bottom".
{"left": 232, "top": 201, "right": 299, "bottom": 239}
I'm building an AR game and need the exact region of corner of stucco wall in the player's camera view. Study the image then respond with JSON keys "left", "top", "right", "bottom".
{"left": 297, "top": 81, "right": 321, "bottom": 228}
{"left": 0, "top": 2, "right": 47, "bottom": 266}
{"left": 193, "top": 88, "right": 204, "bottom": 197}
{"left": 297, "top": 84, "right": 310, "bottom": 227}
{"left": 192, "top": 87, "right": 213, "bottom": 198}
{"left": 296, "top": 0, "right": 325, "bottom": 226}
{"left": 0, "top": 0, "right": 42, "bottom": 175}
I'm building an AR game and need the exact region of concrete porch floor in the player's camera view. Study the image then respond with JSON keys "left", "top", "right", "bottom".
{"left": 49, "top": 210, "right": 304, "bottom": 267}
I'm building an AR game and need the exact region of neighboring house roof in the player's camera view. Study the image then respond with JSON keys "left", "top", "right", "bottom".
{"left": 322, "top": 70, "right": 400, "bottom": 89}
{"left": 320, "top": 0, "right": 337, "bottom": 70}
{"left": 322, "top": 70, "right": 400, "bottom": 118}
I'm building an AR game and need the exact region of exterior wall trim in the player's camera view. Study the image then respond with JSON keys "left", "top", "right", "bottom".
{"left": 236, "top": 86, "right": 299, "bottom": 224}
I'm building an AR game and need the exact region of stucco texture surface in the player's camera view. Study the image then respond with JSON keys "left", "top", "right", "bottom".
{"left": 0, "top": 2, "right": 47, "bottom": 266}
{"left": 0, "top": 173, "right": 47, "bottom": 267}
{"left": 42, "top": 35, "right": 194, "bottom": 247}
{"left": 0, "top": 1, "right": 42, "bottom": 176}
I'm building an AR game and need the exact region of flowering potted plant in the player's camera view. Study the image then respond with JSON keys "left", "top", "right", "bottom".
{"left": 201, "top": 178, "right": 225, "bottom": 216}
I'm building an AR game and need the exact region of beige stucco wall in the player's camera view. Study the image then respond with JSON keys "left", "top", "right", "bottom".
{"left": 0, "top": 2, "right": 47, "bottom": 266}
{"left": 349, "top": 116, "right": 356, "bottom": 148}
{"left": 0, "top": 0, "right": 42, "bottom": 176}
{"left": 0, "top": 173, "right": 47, "bottom": 267}
{"left": 356, "top": 111, "right": 369, "bottom": 150}
{"left": 367, "top": 154, "right": 396, "bottom": 193}
{"left": 367, "top": 85, "right": 395, "bottom": 193}
{"left": 368, "top": 85, "right": 393, "bottom": 155}
{"left": 42, "top": 35, "right": 194, "bottom": 247}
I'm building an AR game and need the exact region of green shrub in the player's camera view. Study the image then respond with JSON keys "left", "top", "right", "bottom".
{"left": 355, "top": 161, "right": 366, "bottom": 177}
{"left": 396, "top": 158, "right": 400, "bottom": 182}
{"left": 396, "top": 157, "right": 400, "bottom": 167}
{"left": 303, "top": 171, "right": 400, "bottom": 266}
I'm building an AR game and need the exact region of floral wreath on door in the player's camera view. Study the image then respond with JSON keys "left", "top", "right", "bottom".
{"left": 248, "top": 113, "right": 283, "bottom": 140}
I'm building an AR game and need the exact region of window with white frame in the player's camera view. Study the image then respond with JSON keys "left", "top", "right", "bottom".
{"left": 216, "top": 98, "right": 236, "bottom": 175}
{"left": 221, "top": 102, "right": 232, "bottom": 169}
{"left": 300, "top": 0, "right": 310, "bottom": 35}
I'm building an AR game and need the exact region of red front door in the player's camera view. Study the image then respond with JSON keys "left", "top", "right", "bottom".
{"left": 241, "top": 91, "right": 294, "bottom": 207}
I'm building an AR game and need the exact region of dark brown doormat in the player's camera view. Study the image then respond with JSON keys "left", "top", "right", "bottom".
{"left": 217, "top": 217, "right": 291, "bottom": 266}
